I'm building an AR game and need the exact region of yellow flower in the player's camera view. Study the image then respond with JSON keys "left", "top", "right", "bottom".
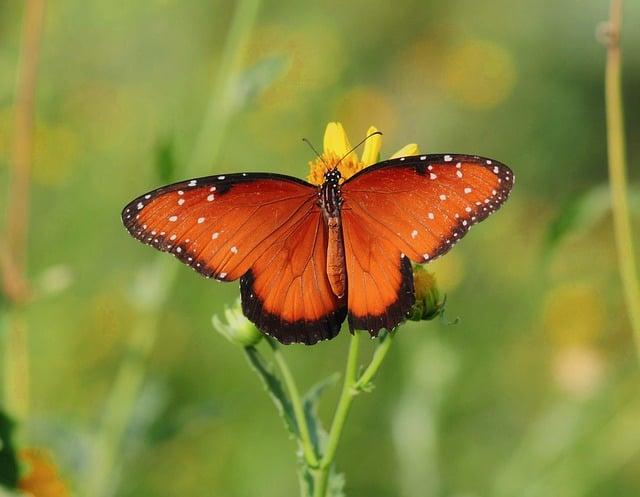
{"left": 18, "top": 449, "right": 70, "bottom": 497}
{"left": 307, "top": 122, "right": 419, "bottom": 185}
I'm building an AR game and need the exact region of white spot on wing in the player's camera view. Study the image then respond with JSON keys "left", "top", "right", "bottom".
{"left": 230, "top": 246, "right": 238, "bottom": 254}
{"left": 212, "top": 232, "right": 219, "bottom": 239}
{"left": 197, "top": 217, "right": 205, "bottom": 224}
{"left": 444, "top": 155, "right": 453, "bottom": 162}
{"left": 430, "top": 173, "right": 437, "bottom": 180}
{"left": 411, "top": 230, "right": 418, "bottom": 239}
{"left": 439, "top": 194, "right": 447, "bottom": 201}
{"left": 207, "top": 194, "right": 215, "bottom": 201}
{"left": 169, "top": 215, "right": 178, "bottom": 222}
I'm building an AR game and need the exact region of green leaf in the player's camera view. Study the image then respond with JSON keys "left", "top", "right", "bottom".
{"left": 327, "top": 468, "right": 346, "bottom": 497}
{"left": 244, "top": 346, "right": 299, "bottom": 438}
{"left": 231, "top": 55, "right": 291, "bottom": 111}
{"left": 154, "top": 136, "right": 177, "bottom": 184}
{"left": 297, "top": 464, "right": 314, "bottom": 497}
{"left": 0, "top": 410, "right": 19, "bottom": 490}
{"left": 543, "top": 184, "right": 640, "bottom": 258}
{"left": 302, "top": 373, "right": 339, "bottom": 455}
{"left": 544, "top": 184, "right": 610, "bottom": 256}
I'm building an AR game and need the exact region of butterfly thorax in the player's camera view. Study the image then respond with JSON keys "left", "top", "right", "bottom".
{"left": 319, "top": 169, "right": 343, "bottom": 217}
{"left": 320, "top": 169, "right": 346, "bottom": 299}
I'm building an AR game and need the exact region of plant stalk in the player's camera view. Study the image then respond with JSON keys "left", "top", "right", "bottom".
{"left": 88, "top": 1, "right": 261, "bottom": 494}
{"left": 1, "top": 0, "right": 46, "bottom": 421}
{"left": 603, "top": 0, "right": 640, "bottom": 358}
{"left": 311, "top": 331, "right": 396, "bottom": 497}
{"left": 270, "top": 342, "right": 320, "bottom": 468}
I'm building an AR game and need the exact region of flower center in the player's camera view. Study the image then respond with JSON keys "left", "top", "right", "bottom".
{"left": 307, "top": 152, "right": 365, "bottom": 186}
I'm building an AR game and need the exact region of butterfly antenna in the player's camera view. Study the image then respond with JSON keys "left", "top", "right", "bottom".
{"left": 302, "top": 138, "right": 329, "bottom": 168}
{"left": 335, "top": 131, "right": 383, "bottom": 169}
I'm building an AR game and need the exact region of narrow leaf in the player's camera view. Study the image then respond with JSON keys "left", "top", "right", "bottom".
{"left": 244, "top": 346, "right": 299, "bottom": 438}
{"left": 154, "top": 136, "right": 177, "bottom": 184}
{"left": 0, "top": 410, "right": 18, "bottom": 489}
{"left": 544, "top": 184, "right": 640, "bottom": 257}
{"left": 302, "top": 373, "right": 339, "bottom": 455}
{"left": 327, "top": 467, "right": 347, "bottom": 497}
{"left": 231, "top": 55, "right": 291, "bottom": 111}
{"left": 297, "top": 464, "right": 314, "bottom": 497}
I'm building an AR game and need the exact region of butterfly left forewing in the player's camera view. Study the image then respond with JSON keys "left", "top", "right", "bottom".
{"left": 340, "top": 154, "right": 514, "bottom": 334}
{"left": 121, "top": 173, "right": 317, "bottom": 281}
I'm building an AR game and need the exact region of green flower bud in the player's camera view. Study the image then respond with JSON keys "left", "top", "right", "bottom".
{"left": 408, "top": 265, "right": 445, "bottom": 321}
{"left": 212, "top": 300, "right": 262, "bottom": 347}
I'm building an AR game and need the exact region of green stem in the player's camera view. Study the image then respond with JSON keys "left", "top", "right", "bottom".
{"left": 1, "top": 0, "right": 46, "bottom": 425}
{"left": 269, "top": 341, "right": 320, "bottom": 468}
{"left": 88, "top": 1, "right": 261, "bottom": 495}
{"left": 313, "top": 331, "right": 396, "bottom": 497}
{"left": 3, "top": 309, "right": 29, "bottom": 421}
{"left": 604, "top": 0, "right": 640, "bottom": 358}
{"left": 312, "top": 333, "right": 361, "bottom": 497}
{"left": 355, "top": 331, "right": 394, "bottom": 390}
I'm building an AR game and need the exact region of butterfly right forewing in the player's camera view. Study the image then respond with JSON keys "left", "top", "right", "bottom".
{"left": 340, "top": 154, "right": 514, "bottom": 335}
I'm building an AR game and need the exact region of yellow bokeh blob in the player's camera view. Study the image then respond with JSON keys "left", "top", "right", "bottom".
{"left": 543, "top": 282, "right": 605, "bottom": 348}
{"left": 443, "top": 40, "right": 516, "bottom": 109}
{"left": 333, "top": 87, "right": 398, "bottom": 139}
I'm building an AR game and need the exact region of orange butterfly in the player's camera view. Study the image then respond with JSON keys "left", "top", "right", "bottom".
{"left": 122, "top": 144, "right": 514, "bottom": 345}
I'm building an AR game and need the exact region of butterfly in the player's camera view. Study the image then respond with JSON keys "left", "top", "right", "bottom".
{"left": 122, "top": 153, "right": 514, "bottom": 345}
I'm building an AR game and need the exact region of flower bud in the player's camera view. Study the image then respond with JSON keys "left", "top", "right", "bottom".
{"left": 408, "top": 265, "right": 445, "bottom": 321}
{"left": 212, "top": 300, "right": 262, "bottom": 347}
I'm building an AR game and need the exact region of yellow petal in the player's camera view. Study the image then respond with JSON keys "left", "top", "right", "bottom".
{"left": 323, "top": 122, "right": 355, "bottom": 161}
{"left": 361, "top": 125, "right": 382, "bottom": 166}
{"left": 390, "top": 143, "right": 419, "bottom": 159}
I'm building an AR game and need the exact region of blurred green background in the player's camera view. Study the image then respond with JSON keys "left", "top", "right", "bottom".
{"left": 1, "top": 0, "right": 640, "bottom": 496}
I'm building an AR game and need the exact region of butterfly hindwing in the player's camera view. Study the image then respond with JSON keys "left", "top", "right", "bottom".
{"left": 340, "top": 208, "right": 415, "bottom": 335}
{"left": 340, "top": 154, "right": 514, "bottom": 334}
{"left": 241, "top": 209, "right": 346, "bottom": 345}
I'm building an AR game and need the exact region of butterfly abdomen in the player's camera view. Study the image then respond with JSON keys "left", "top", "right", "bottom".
{"left": 326, "top": 216, "right": 346, "bottom": 298}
